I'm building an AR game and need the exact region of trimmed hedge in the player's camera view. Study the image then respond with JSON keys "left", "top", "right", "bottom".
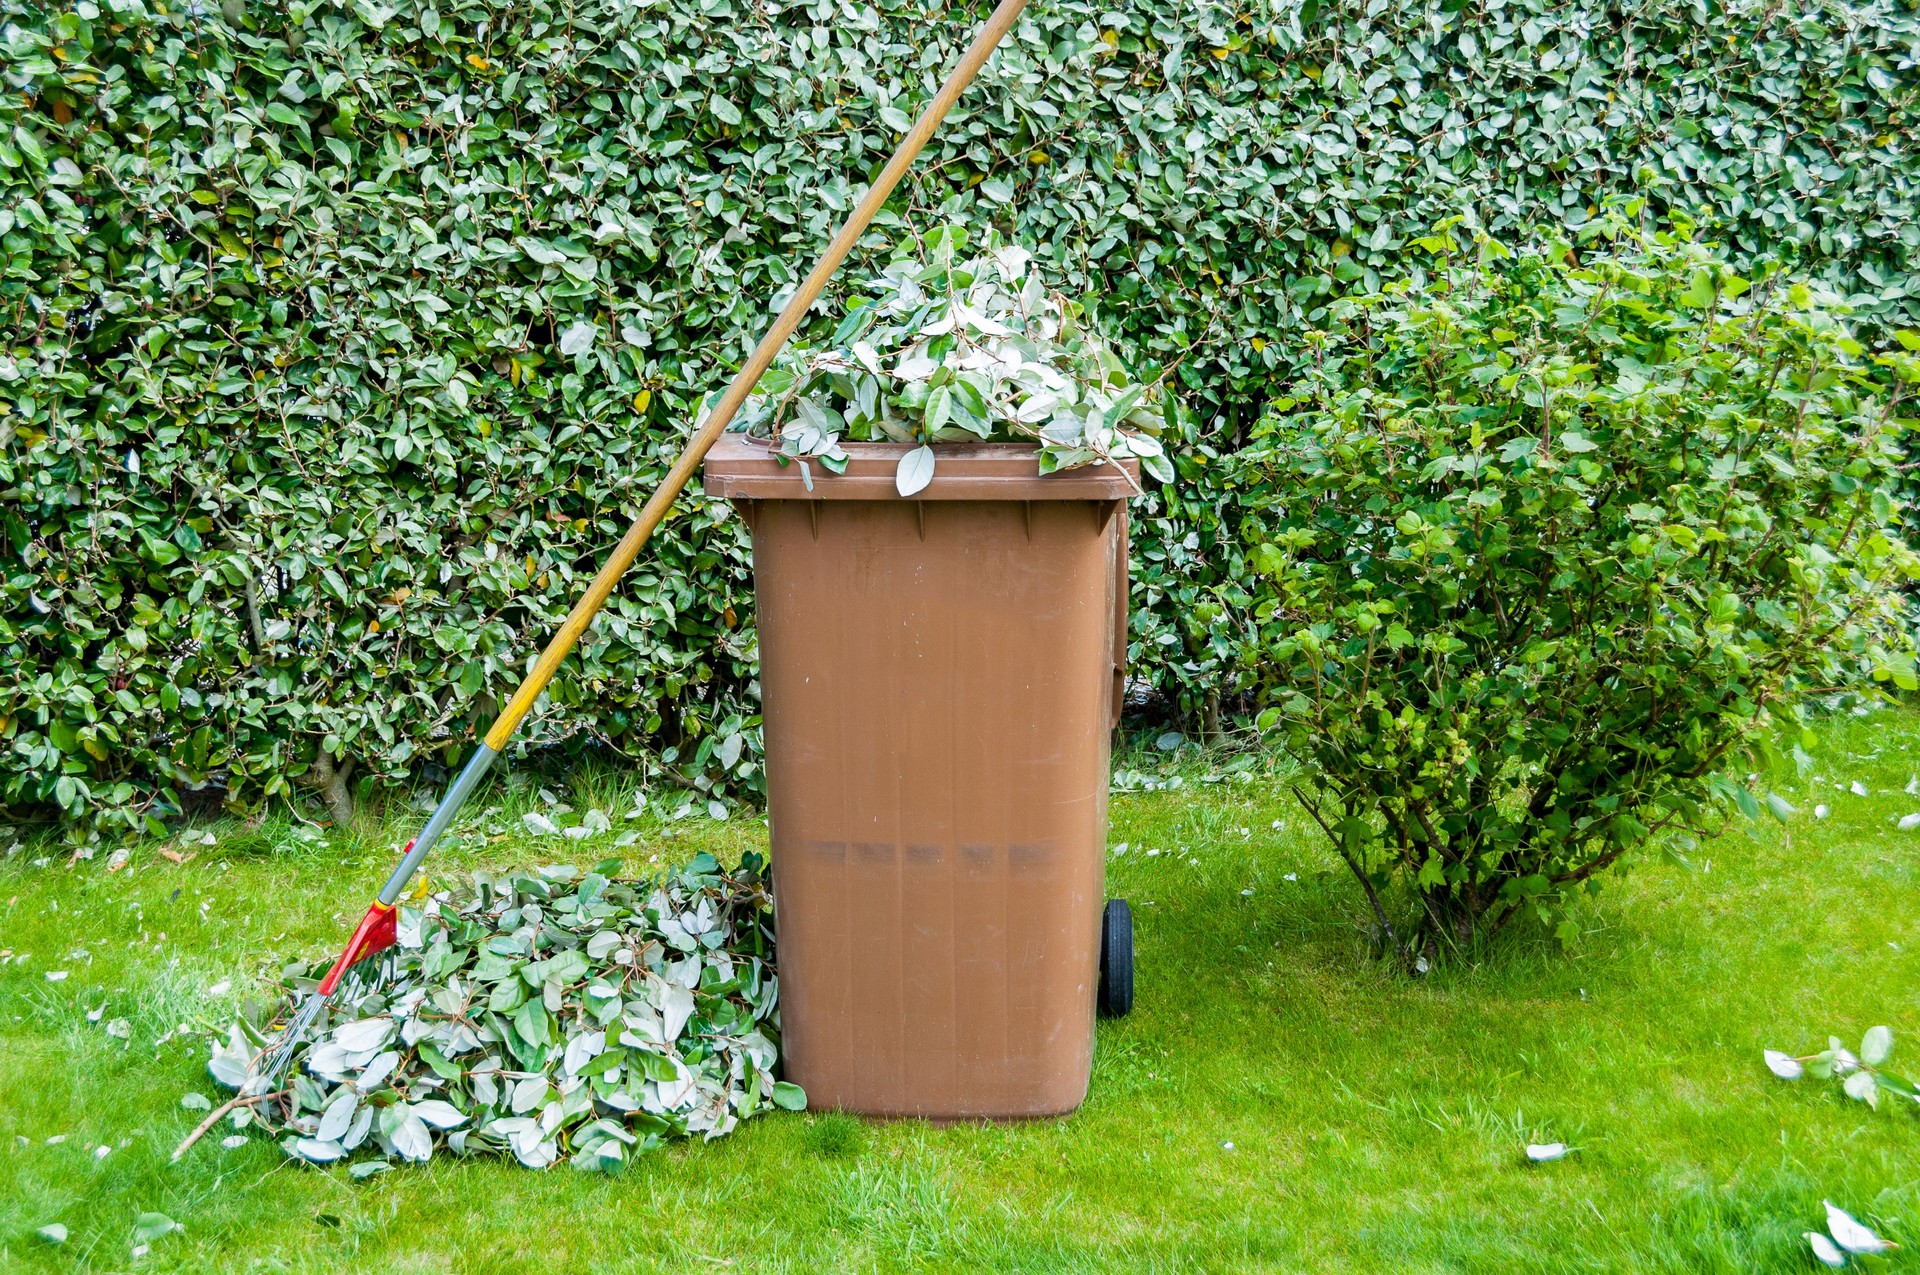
{"left": 3, "top": 0, "right": 1915, "bottom": 832}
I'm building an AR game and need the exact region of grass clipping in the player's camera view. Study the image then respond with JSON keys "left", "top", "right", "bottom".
{"left": 205, "top": 853, "right": 801, "bottom": 1172}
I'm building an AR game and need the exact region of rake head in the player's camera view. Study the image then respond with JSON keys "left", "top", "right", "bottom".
{"left": 253, "top": 988, "right": 326, "bottom": 1092}
{"left": 253, "top": 900, "right": 399, "bottom": 1091}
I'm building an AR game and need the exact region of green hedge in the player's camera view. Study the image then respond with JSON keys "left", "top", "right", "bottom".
{"left": 4, "top": 0, "right": 1915, "bottom": 833}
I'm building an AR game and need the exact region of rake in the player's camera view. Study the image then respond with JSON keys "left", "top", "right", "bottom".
{"left": 252, "top": 0, "right": 1034, "bottom": 1092}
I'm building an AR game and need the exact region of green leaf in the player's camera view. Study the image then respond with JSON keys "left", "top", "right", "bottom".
{"left": 417, "top": 1042, "right": 464, "bottom": 1080}
{"left": 513, "top": 998, "right": 552, "bottom": 1048}
{"left": 1678, "top": 270, "right": 1718, "bottom": 308}
{"left": 924, "top": 385, "right": 952, "bottom": 432}
{"left": 1844, "top": 1070, "right": 1879, "bottom": 1107}
{"left": 895, "top": 445, "right": 935, "bottom": 497}
{"left": 132, "top": 1213, "right": 179, "bottom": 1243}
{"left": 518, "top": 237, "right": 568, "bottom": 265}
{"left": 770, "top": 1081, "right": 807, "bottom": 1111}
{"left": 1874, "top": 1070, "right": 1918, "bottom": 1099}
{"left": 576, "top": 1046, "right": 626, "bottom": 1078}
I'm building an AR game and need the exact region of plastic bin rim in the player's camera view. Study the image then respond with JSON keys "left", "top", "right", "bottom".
{"left": 700, "top": 433, "right": 1142, "bottom": 502}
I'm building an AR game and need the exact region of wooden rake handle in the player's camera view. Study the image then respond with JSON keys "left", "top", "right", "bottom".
{"left": 481, "top": 0, "right": 1033, "bottom": 752}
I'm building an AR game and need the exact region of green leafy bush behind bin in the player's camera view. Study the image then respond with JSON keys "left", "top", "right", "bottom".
{"left": 3, "top": 0, "right": 1915, "bottom": 832}
{"left": 1240, "top": 213, "right": 1919, "bottom": 951}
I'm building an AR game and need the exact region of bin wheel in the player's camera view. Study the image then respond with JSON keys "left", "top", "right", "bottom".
{"left": 1098, "top": 898, "right": 1134, "bottom": 1018}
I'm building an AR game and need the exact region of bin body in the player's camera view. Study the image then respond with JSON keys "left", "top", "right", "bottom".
{"left": 703, "top": 436, "right": 1133, "bottom": 1119}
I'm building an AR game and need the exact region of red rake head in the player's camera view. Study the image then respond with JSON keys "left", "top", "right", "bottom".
{"left": 316, "top": 900, "right": 398, "bottom": 997}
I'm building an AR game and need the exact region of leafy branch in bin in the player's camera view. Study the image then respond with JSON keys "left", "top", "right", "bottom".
{"left": 724, "top": 225, "right": 1176, "bottom": 496}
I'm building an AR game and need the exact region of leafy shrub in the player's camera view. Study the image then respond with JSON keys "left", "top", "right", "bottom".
{"left": 1240, "top": 212, "right": 1919, "bottom": 953}
{"left": 3, "top": 0, "right": 1914, "bottom": 833}
{"left": 735, "top": 226, "right": 1174, "bottom": 494}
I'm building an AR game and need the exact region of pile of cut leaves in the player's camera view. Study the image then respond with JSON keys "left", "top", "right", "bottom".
{"left": 202, "top": 853, "right": 801, "bottom": 1172}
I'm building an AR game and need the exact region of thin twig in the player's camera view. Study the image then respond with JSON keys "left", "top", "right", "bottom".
{"left": 171, "top": 1090, "right": 285, "bottom": 1162}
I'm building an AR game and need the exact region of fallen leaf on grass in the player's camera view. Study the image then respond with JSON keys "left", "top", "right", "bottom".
{"left": 1764, "top": 1050, "right": 1804, "bottom": 1079}
{"left": 206, "top": 1024, "right": 251, "bottom": 1087}
{"left": 286, "top": 1137, "right": 347, "bottom": 1164}
{"left": 1525, "top": 1143, "right": 1569, "bottom": 1162}
{"left": 1826, "top": 1201, "right": 1899, "bottom": 1255}
{"left": 36, "top": 1224, "right": 66, "bottom": 1244}
{"left": 1807, "top": 1231, "right": 1846, "bottom": 1268}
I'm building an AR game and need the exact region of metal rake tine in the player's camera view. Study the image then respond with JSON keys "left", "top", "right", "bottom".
{"left": 256, "top": 951, "right": 398, "bottom": 1088}
{"left": 258, "top": 990, "right": 324, "bottom": 1089}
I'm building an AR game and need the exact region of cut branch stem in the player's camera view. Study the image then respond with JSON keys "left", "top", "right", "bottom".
{"left": 171, "top": 1090, "right": 286, "bottom": 1162}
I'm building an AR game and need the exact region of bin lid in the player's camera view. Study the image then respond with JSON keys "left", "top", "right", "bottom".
{"left": 700, "top": 434, "right": 1140, "bottom": 501}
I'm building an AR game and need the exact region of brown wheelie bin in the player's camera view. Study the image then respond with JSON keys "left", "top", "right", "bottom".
{"left": 703, "top": 435, "right": 1135, "bottom": 1119}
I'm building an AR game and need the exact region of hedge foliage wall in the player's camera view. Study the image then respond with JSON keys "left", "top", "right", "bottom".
{"left": 4, "top": 0, "right": 1915, "bottom": 832}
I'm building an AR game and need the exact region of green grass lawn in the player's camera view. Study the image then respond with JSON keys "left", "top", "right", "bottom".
{"left": 4, "top": 714, "right": 1919, "bottom": 1273}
